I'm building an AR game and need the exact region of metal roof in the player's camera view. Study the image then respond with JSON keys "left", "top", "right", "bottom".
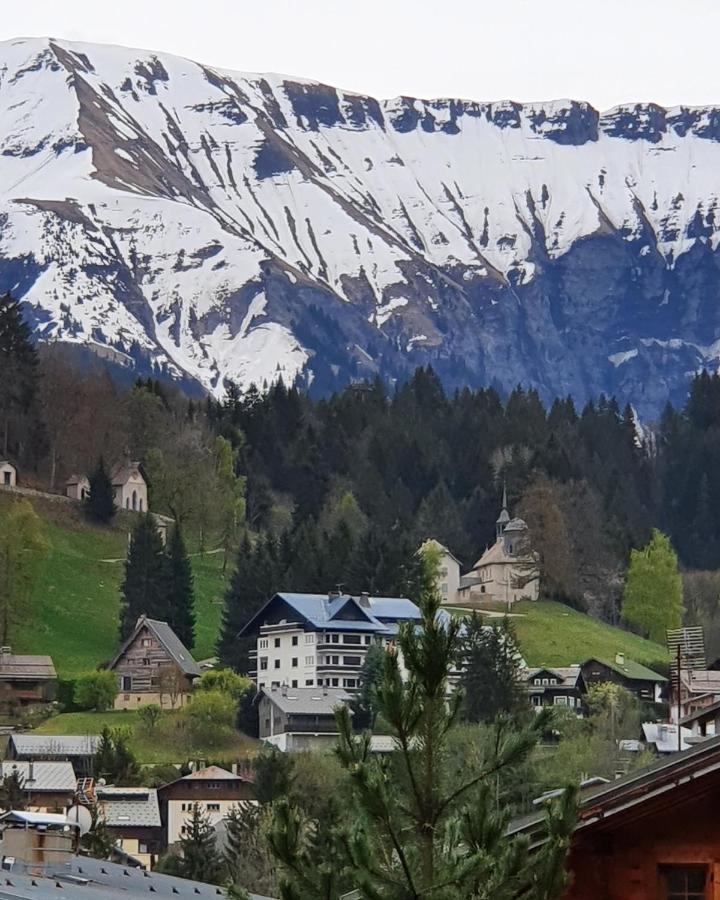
{"left": 9, "top": 735, "right": 100, "bottom": 758}
{"left": 95, "top": 788, "right": 161, "bottom": 828}
{"left": 0, "top": 656, "right": 56, "bottom": 681}
{"left": 181, "top": 765, "right": 241, "bottom": 782}
{"left": 582, "top": 656, "right": 667, "bottom": 683}
{"left": 509, "top": 731, "right": 720, "bottom": 844}
{"left": 0, "top": 761, "right": 75, "bottom": 793}
{"left": 240, "top": 592, "right": 421, "bottom": 637}
{"left": 110, "top": 616, "right": 200, "bottom": 678}
{"left": 261, "top": 687, "right": 350, "bottom": 716}
{"left": 523, "top": 666, "right": 582, "bottom": 686}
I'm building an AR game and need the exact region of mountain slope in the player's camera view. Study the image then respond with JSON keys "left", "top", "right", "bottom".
{"left": 3, "top": 38, "right": 720, "bottom": 412}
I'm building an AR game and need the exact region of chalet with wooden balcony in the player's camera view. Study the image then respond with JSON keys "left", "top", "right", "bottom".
{"left": 0, "top": 649, "right": 56, "bottom": 714}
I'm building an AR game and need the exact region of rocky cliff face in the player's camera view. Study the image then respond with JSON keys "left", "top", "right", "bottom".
{"left": 3, "top": 38, "right": 720, "bottom": 414}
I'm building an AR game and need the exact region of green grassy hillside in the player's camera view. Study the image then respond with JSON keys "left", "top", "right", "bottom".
{"left": 450, "top": 600, "right": 668, "bottom": 670}
{"left": 0, "top": 493, "right": 226, "bottom": 678}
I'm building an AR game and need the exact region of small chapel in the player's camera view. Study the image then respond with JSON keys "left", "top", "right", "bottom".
{"left": 457, "top": 487, "right": 540, "bottom": 606}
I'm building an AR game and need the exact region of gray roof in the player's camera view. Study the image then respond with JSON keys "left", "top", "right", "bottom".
{"left": 96, "top": 787, "right": 161, "bottom": 828}
{"left": 524, "top": 666, "right": 582, "bottom": 687}
{"left": 0, "top": 761, "right": 76, "bottom": 793}
{"left": 9, "top": 734, "right": 100, "bottom": 758}
{"left": 110, "top": 616, "right": 200, "bottom": 678}
{"left": 0, "top": 855, "right": 241, "bottom": 899}
{"left": 261, "top": 687, "right": 351, "bottom": 716}
{"left": 0, "top": 654, "right": 56, "bottom": 680}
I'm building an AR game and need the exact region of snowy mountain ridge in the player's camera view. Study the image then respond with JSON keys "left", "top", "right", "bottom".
{"left": 3, "top": 37, "right": 720, "bottom": 413}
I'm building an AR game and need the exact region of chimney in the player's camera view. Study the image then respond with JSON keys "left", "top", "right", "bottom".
{"left": 328, "top": 590, "right": 341, "bottom": 600}
{"left": 615, "top": 652, "right": 625, "bottom": 667}
{"left": 281, "top": 683, "right": 288, "bottom": 697}
{"left": 359, "top": 592, "right": 370, "bottom": 608}
{"left": 27, "top": 762, "right": 34, "bottom": 783}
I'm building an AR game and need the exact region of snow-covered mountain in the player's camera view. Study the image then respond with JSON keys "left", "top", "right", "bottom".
{"left": 3, "top": 37, "right": 720, "bottom": 413}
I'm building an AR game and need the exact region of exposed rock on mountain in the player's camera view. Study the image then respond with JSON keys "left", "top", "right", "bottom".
{"left": 3, "top": 38, "right": 720, "bottom": 413}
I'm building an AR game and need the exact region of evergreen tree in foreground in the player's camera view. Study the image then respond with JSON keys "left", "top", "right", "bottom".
{"left": 164, "top": 525, "right": 195, "bottom": 649}
{"left": 119, "top": 514, "right": 167, "bottom": 640}
{"left": 268, "top": 550, "right": 576, "bottom": 899}
{"left": 176, "top": 803, "right": 222, "bottom": 884}
{"left": 0, "top": 292, "right": 40, "bottom": 459}
{"left": 87, "top": 457, "right": 116, "bottom": 523}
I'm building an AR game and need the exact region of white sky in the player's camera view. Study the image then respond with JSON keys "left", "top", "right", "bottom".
{"left": 1, "top": 0, "right": 718, "bottom": 110}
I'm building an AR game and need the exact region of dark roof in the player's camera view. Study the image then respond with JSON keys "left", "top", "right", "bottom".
{"left": 109, "top": 616, "right": 200, "bottom": 677}
{"left": 509, "top": 732, "right": 720, "bottom": 846}
{"left": 582, "top": 656, "right": 667, "bottom": 683}
{"left": 110, "top": 461, "right": 145, "bottom": 487}
{"left": 0, "top": 653, "right": 56, "bottom": 680}
{"left": 239, "top": 592, "right": 421, "bottom": 638}
{"left": 524, "top": 666, "right": 583, "bottom": 687}
{"left": 260, "top": 687, "right": 351, "bottom": 716}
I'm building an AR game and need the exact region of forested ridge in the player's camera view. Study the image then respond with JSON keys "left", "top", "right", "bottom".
{"left": 3, "top": 292, "right": 720, "bottom": 660}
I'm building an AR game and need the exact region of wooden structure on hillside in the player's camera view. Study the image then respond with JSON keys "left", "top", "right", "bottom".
{"left": 109, "top": 616, "right": 200, "bottom": 710}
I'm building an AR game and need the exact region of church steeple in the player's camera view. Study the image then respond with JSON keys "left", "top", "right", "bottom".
{"left": 495, "top": 482, "right": 510, "bottom": 540}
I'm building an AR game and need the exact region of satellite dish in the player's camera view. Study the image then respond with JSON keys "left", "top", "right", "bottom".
{"left": 67, "top": 805, "right": 93, "bottom": 836}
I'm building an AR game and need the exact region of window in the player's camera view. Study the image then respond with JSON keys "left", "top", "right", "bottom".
{"left": 271, "top": 681, "right": 280, "bottom": 688}
{"left": 440, "top": 567, "right": 448, "bottom": 578}
{"left": 207, "top": 803, "right": 220, "bottom": 812}
{"left": 553, "top": 696, "right": 568, "bottom": 706}
{"left": 139, "top": 843, "right": 148, "bottom": 854}
{"left": 331, "top": 655, "right": 339, "bottom": 665}
{"left": 259, "top": 657, "right": 268, "bottom": 671}
{"left": 141, "top": 638, "right": 152, "bottom": 647}
{"left": 331, "top": 678, "right": 339, "bottom": 687}
{"left": 142, "top": 658, "right": 150, "bottom": 666}
{"left": 343, "top": 678, "right": 357, "bottom": 688}
{"left": 292, "top": 636, "right": 298, "bottom": 646}
{"left": 305, "top": 634, "right": 315, "bottom": 644}
{"left": 441, "top": 584, "right": 448, "bottom": 594}
{"left": 305, "top": 680, "right": 314, "bottom": 686}
{"left": 532, "top": 696, "right": 543, "bottom": 707}
{"left": 291, "top": 680, "right": 298, "bottom": 688}
{"left": 343, "top": 656, "right": 362, "bottom": 666}
{"left": 121, "top": 676, "right": 132, "bottom": 691}
{"left": 291, "top": 658, "right": 298, "bottom": 668}
{"left": 660, "top": 865, "right": 708, "bottom": 899}
{"left": 305, "top": 656, "right": 315, "bottom": 666}
{"left": 330, "top": 634, "right": 339, "bottom": 643}
{"left": 274, "top": 660, "right": 281, "bottom": 669}
{"left": 364, "top": 636, "right": 371, "bottom": 644}
{"left": 533, "top": 678, "right": 541, "bottom": 686}
{"left": 317, "top": 679, "right": 322, "bottom": 686}
{"left": 343, "top": 635, "right": 361, "bottom": 645}
{"left": 2, "top": 472, "right": 10, "bottom": 486}
{"left": 480, "top": 585, "right": 486, "bottom": 593}
{"left": 259, "top": 638, "right": 269, "bottom": 650}
{"left": 550, "top": 679, "right": 557, "bottom": 685}
{"left": 274, "top": 638, "right": 281, "bottom": 648}
{"left": 542, "top": 678, "right": 549, "bottom": 686}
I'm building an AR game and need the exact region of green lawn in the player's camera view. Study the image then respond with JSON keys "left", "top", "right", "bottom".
{"left": 33, "top": 709, "right": 258, "bottom": 766}
{"left": 2, "top": 493, "right": 228, "bottom": 679}
{"left": 475, "top": 600, "right": 669, "bottom": 670}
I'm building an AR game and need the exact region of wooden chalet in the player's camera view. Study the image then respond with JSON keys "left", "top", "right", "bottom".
{"left": 0, "top": 649, "right": 56, "bottom": 714}
{"left": 511, "top": 733, "right": 720, "bottom": 899}
{"left": 580, "top": 653, "right": 667, "bottom": 704}
{"left": 109, "top": 616, "right": 200, "bottom": 710}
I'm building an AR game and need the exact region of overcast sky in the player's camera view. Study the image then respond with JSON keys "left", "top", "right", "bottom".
{"left": 2, "top": 0, "right": 717, "bottom": 110}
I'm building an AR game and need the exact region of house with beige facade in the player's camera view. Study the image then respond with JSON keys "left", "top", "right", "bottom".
{"left": 109, "top": 616, "right": 200, "bottom": 710}
{"left": 111, "top": 461, "right": 148, "bottom": 512}
{"left": 421, "top": 539, "right": 461, "bottom": 605}
{"left": 459, "top": 487, "right": 539, "bottom": 606}
{"left": 0, "top": 459, "right": 17, "bottom": 488}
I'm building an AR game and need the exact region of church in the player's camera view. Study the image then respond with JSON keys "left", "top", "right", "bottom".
{"left": 457, "top": 487, "right": 540, "bottom": 606}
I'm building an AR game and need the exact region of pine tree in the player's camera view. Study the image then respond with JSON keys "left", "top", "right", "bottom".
{"left": 82, "top": 805, "right": 116, "bottom": 859}
{"left": 223, "top": 803, "right": 277, "bottom": 896}
{"left": 269, "top": 549, "right": 577, "bottom": 898}
{"left": 0, "top": 768, "right": 26, "bottom": 811}
{"left": 460, "top": 614, "right": 529, "bottom": 723}
{"left": 350, "top": 641, "right": 385, "bottom": 730}
{"left": 177, "top": 803, "right": 222, "bottom": 884}
{"left": 87, "top": 457, "right": 116, "bottom": 523}
{"left": 164, "top": 525, "right": 195, "bottom": 649}
{"left": 0, "top": 292, "right": 40, "bottom": 460}
{"left": 119, "top": 514, "right": 167, "bottom": 640}
{"left": 622, "top": 529, "right": 684, "bottom": 643}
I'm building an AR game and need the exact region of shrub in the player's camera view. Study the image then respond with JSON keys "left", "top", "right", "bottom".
{"left": 137, "top": 704, "right": 163, "bottom": 732}
{"left": 74, "top": 671, "right": 118, "bottom": 711}
{"left": 196, "top": 668, "right": 252, "bottom": 700}
{"left": 184, "top": 690, "right": 236, "bottom": 746}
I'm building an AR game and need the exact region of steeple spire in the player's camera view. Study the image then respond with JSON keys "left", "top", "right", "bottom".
{"left": 495, "top": 481, "right": 510, "bottom": 541}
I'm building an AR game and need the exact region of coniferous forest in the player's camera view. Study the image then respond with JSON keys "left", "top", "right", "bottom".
{"left": 5, "top": 292, "right": 720, "bottom": 665}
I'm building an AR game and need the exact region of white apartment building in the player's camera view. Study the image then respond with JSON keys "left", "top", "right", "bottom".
{"left": 240, "top": 592, "right": 423, "bottom": 692}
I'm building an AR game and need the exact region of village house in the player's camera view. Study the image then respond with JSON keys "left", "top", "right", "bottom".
{"left": 0, "top": 761, "right": 76, "bottom": 812}
{"left": 511, "top": 732, "right": 720, "bottom": 900}
{"left": 258, "top": 686, "right": 351, "bottom": 752}
{"left": 522, "top": 666, "right": 587, "bottom": 714}
{"left": 95, "top": 786, "right": 164, "bottom": 869}
{"left": 580, "top": 653, "right": 667, "bottom": 704}
{"left": 239, "top": 591, "right": 423, "bottom": 692}
{"left": 459, "top": 487, "right": 540, "bottom": 606}
{"left": 7, "top": 734, "right": 100, "bottom": 778}
{"left": 421, "top": 539, "right": 461, "bottom": 605}
{"left": 0, "top": 459, "right": 17, "bottom": 488}
{"left": 109, "top": 616, "right": 201, "bottom": 710}
{"left": 111, "top": 461, "right": 147, "bottom": 512}
{"left": 680, "top": 698, "right": 720, "bottom": 744}
{"left": 157, "top": 765, "right": 255, "bottom": 847}
{"left": 0, "top": 649, "right": 57, "bottom": 714}
{"left": 64, "top": 473, "right": 90, "bottom": 501}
